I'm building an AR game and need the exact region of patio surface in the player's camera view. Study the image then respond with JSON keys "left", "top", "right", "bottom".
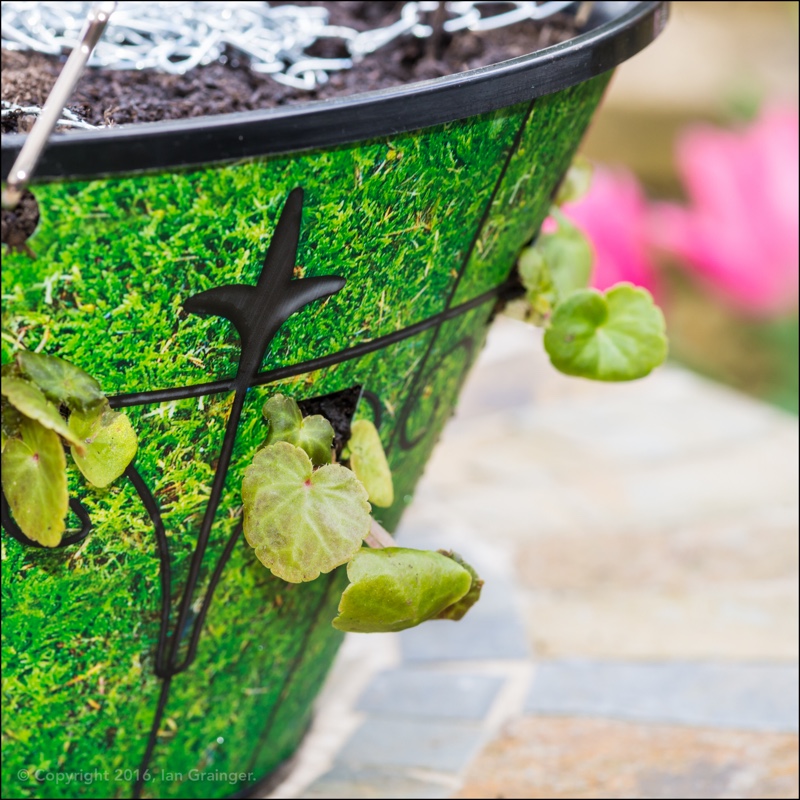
{"left": 265, "top": 315, "right": 799, "bottom": 800}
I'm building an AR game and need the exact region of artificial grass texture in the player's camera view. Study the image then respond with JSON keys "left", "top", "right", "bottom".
{"left": 453, "top": 73, "right": 613, "bottom": 305}
{"left": 2, "top": 77, "right": 610, "bottom": 799}
{"left": 1, "top": 103, "right": 526, "bottom": 396}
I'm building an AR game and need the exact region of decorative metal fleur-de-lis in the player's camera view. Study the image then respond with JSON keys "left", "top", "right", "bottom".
{"left": 161, "top": 187, "right": 346, "bottom": 676}
{"left": 184, "top": 187, "right": 345, "bottom": 388}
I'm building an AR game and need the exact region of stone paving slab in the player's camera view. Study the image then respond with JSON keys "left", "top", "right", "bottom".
{"left": 399, "top": 606, "right": 531, "bottom": 662}
{"left": 525, "top": 661, "right": 800, "bottom": 732}
{"left": 454, "top": 717, "right": 800, "bottom": 799}
{"left": 516, "top": 508, "right": 799, "bottom": 592}
{"left": 524, "top": 584, "right": 800, "bottom": 661}
{"left": 357, "top": 669, "right": 506, "bottom": 720}
{"left": 302, "top": 765, "right": 452, "bottom": 799}
{"left": 336, "top": 718, "right": 487, "bottom": 774}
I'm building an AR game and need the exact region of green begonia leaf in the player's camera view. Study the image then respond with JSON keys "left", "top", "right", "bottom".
{"left": 242, "top": 441, "right": 371, "bottom": 583}
{"left": 544, "top": 284, "right": 668, "bottom": 381}
{"left": 1, "top": 377, "right": 86, "bottom": 454}
{"left": 555, "top": 155, "right": 593, "bottom": 206}
{"left": 434, "top": 550, "right": 484, "bottom": 621}
{"left": 262, "top": 394, "right": 334, "bottom": 466}
{"left": 16, "top": 351, "right": 106, "bottom": 412}
{"left": 69, "top": 404, "right": 138, "bottom": 487}
{"left": 332, "top": 547, "right": 472, "bottom": 633}
{"left": 518, "top": 246, "right": 556, "bottom": 327}
{"left": 536, "top": 221, "right": 593, "bottom": 301}
{"left": 1, "top": 417, "right": 68, "bottom": 546}
{"left": 346, "top": 419, "right": 394, "bottom": 507}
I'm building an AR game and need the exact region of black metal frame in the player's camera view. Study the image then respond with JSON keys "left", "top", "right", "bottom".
{"left": 0, "top": 2, "right": 669, "bottom": 181}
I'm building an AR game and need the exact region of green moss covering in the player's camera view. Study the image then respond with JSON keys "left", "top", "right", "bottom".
{"left": 453, "top": 73, "right": 612, "bottom": 305}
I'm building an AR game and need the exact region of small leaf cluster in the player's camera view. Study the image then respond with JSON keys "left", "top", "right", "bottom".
{"left": 1, "top": 352, "right": 137, "bottom": 547}
{"left": 241, "top": 394, "right": 483, "bottom": 632}
{"left": 517, "top": 157, "right": 668, "bottom": 381}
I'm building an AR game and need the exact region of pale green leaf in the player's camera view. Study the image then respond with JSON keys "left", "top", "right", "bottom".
{"left": 242, "top": 441, "right": 371, "bottom": 583}
{"left": 518, "top": 246, "right": 556, "bottom": 327}
{"left": 332, "top": 547, "right": 472, "bottom": 633}
{"left": 555, "top": 155, "right": 593, "bottom": 206}
{"left": 1, "top": 417, "right": 68, "bottom": 546}
{"left": 346, "top": 419, "right": 394, "bottom": 507}
{"left": 544, "top": 284, "right": 668, "bottom": 381}
{"left": 69, "top": 404, "right": 138, "bottom": 487}
{"left": 263, "top": 393, "right": 334, "bottom": 466}
{"left": 434, "top": 550, "right": 484, "bottom": 621}
{"left": 16, "top": 351, "right": 105, "bottom": 412}
{"left": 1, "top": 377, "right": 86, "bottom": 454}
{"left": 536, "top": 217, "right": 593, "bottom": 301}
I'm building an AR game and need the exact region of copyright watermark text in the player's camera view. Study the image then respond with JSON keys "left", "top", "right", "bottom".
{"left": 17, "top": 768, "right": 254, "bottom": 786}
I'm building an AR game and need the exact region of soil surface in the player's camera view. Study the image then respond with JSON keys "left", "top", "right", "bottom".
{"left": 1, "top": 1, "right": 579, "bottom": 131}
{"left": 0, "top": 190, "right": 39, "bottom": 254}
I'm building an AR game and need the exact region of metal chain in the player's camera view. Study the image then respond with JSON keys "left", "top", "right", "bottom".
{"left": 1, "top": 99, "right": 101, "bottom": 129}
{"left": 1, "top": 1, "right": 578, "bottom": 91}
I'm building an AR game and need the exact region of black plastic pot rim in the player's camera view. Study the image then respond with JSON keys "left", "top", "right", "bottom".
{"left": 1, "top": 1, "right": 669, "bottom": 182}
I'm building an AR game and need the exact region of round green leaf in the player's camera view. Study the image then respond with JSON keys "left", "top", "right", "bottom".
{"left": 263, "top": 393, "right": 334, "bottom": 466}
{"left": 16, "top": 351, "right": 105, "bottom": 412}
{"left": 242, "top": 441, "right": 371, "bottom": 583}
{"left": 1, "top": 417, "right": 68, "bottom": 547}
{"left": 434, "top": 550, "right": 484, "bottom": 621}
{"left": 262, "top": 393, "right": 303, "bottom": 433}
{"left": 1, "top": 377, "right": 86, "bottom": 454}
{"left": 332, "top": 547, "right": 473, "bottom": 633}
{"left": 555, "top": 155, "right": 593, "bottom": 206}
{"left": 69, "top": 405, "right": 138, "bottom": 487}
{"left": 347, "top": 419, "right": 394, "bottom": 507}
{"left": 544, "top": 284, "right": 668, "bottom": 381}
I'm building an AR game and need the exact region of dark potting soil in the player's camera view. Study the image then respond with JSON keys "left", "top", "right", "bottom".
{"left": 297, "top": 385, "right": 363, "bottom": 460}
{"left": 2, "top": 2, "right": 581, "bottom": 248}
{"left": 1, "top": 2, "right": 580, "bottom": 132}
{"left": 0, "top": 189, "right": 39, "bottom": 255}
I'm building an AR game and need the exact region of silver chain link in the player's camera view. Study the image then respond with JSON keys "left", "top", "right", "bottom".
{"left": 1, "top": 99, "right": 100, "bottom": 129}
{"left": 2, "top": 1, "right": 578, "bottom": 91}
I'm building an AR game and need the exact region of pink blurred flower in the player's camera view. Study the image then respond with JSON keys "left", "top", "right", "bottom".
{"left": 650, "top": 106, "right": 799, "bottom": 316}
{"left": 556, "top": 165, "right": 660, "bottom": 295}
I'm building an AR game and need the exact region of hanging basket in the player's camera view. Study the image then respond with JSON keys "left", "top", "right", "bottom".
{"left": 0, "top": 3, "right": 669, "bottom": 798}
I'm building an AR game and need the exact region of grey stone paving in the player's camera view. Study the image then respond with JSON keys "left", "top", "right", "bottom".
{"left": 357, "top": 670, "right": 505, "bottom": 719}
{"left": 398, "top": 604, "right": 531, "bottom": 662}
{"left": 303, "top": 766, "right": 451, "bottom": 799}
{"left": 336, "top": 718, "right": 486, "bottom": 773}
{"left": 525, "top": 661, "right": 800, "bottom": 732}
